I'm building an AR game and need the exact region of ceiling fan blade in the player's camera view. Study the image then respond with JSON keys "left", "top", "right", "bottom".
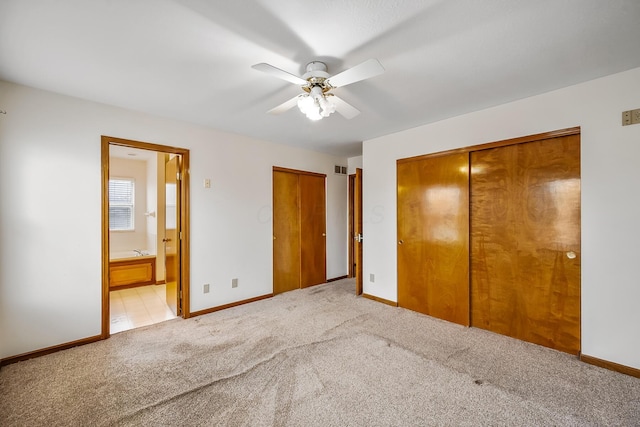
{"left": 330, "top": 95, "right": 361, "bottom": 119}
{"left": 326, "top": 59, "right": 385, "bottom": 88}
{"left": 252, "top": 63, "right": 308, "bottom": 86}
{"left": 267, "top": 95, "right": 300, "bottom": 115}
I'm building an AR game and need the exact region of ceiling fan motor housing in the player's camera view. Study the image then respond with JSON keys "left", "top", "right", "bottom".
{"left": 302, "top": 61, "right": 331, "bottom": 90}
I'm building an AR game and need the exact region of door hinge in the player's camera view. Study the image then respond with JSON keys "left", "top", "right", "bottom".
{"left": 179, "top": 231, "right": 183, "bottom": 240}
{"left": 176, "top": 171, "right": 181, "bottom": 180}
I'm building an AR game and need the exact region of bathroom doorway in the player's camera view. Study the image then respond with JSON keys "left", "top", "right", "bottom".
{"left": 101, "top": 136, "right": 190, "bottom": 337}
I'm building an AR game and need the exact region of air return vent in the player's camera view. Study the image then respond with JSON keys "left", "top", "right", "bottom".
{"left": 334, "top": 165, "right": 347, "bottom": 175}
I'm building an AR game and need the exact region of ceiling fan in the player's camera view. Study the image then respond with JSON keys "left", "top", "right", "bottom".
{"left": 252, "top": 59, "right": 385, "bottom": 121}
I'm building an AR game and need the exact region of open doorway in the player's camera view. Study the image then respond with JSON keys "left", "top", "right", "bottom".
{"left": 101, "top": 136, "right": 190, "bottom": 338}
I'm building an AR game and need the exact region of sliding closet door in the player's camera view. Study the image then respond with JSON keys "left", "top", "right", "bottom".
{"left": 273, "top": 168, "right": 327, "bottom": 293}
{"left": 273, "top": 170, "right": 301, "bottom": 294}
{"left": 299, "top": 174, "right": 326, "bottom": 288}
{"left": 397, "top": 152, "right": 469, "bottom": 326}
{"left": 470, "top": 134, "right": 581, "bottom": 354}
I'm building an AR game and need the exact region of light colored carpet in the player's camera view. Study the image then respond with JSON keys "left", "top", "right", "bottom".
{"left": 1, "top": 278, "right": 639, "bottom": 426}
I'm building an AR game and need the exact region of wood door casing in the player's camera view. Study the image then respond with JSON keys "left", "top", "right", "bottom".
{"left": 102, "top": 135, "right": 191, "bottom": 339}
{"left": 397, "top": 152, "right": 470, "bottom": 326}
{"left": 299, "top": 174, "right": 326, "bottom": 288}
{"left": 470, "top": 134, "right": 581, "bottom": 354}
{"left": 273, "top": 170, "right": 301, "bottom": 294}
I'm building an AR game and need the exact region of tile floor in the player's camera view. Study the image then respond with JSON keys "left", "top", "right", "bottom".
{"left": 110, "top": 284, "right": 177, "bottom": 334}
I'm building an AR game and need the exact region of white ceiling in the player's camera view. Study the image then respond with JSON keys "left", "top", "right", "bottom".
{"left": 1, "top": 1, "right": 640, "bottom": 157}
{"left": 109, "top": 145, "right": 157, "bottom": 161}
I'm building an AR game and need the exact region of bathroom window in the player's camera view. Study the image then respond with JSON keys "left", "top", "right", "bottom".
{"left": 109, "top": 178, "right": 135, "bottom": 231}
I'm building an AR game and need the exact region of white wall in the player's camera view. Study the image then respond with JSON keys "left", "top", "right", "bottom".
{"left": 0, "top": 80, "right": 348, "bottom": 359}
{"left": 347, "top": 155, "right": 363, "bottom": 175}
{"left": 362, "top": 67, "right": 640, "bottom": 370}
{"left": 109, "top": 156, "right": 148, "bottom": 254}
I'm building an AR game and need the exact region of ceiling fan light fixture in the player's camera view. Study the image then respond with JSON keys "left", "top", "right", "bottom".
{"left": 254, "top": 59, "right": 383, "bottom": 120}
{"left": 307, "top": 108, "right": 323, "bottom": 121}
{"left": 297, "top": 87, "right": 336, "bottom": 121}
{"left": 298, "top": 94, "right": 317, "bottom": 118}
{"left": 319, "top": 96, "right": 336, "bottom": 117}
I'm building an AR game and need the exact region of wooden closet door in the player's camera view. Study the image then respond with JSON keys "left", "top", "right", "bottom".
{"left": 470, "top": 134, "right": 581, "bottom": 354}
{"left": 397, "top": 152, "right": 469, "bottom": 325}
{"left": 299, "top": 174, "right": 326, "bottom": 287}
{"left": 273, "top": 170, "right": 301, "bottom": 294}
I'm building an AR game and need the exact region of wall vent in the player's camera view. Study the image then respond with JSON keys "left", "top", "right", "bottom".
{"left": 334, "top": 165, "right": 347, "bottom": 175}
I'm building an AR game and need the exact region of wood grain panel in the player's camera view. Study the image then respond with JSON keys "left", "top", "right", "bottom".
{"left": 109, "top": 257, "right": 156, "bottom": 289}
{"left": 348, "top": 174, "right": 355, "bottom": 278}
{"left": 273, "top": 170, "right": 301, "bottom": 294}
{"left": 165, "top": 155, "right": 180, "bottom": 316}
{"left": 397, "top": 152, "right": 470, "bottom": 325}
{"left": 355, "top": 168, "right": 363, "bottom": 295}
{"left": 470, "top": 134, "right": 581, "bottom": 354}
{"left": 299, "top": 174, "right": 326, "bottom": 287}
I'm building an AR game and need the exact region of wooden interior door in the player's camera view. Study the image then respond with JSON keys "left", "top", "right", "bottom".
{"left": 354, "top": 168, "right": 363, "bottom": 295}
{"left": 397, "top": 153, "right": 470, "bottom": 325}
{"left": 470, "top": 134, "right": 581, "bottom": 354}
{"left": 348, "top": 174, "right": 355, "bottom": 278}
{"left": 299, "top": 174, "right": 326, "bottom": 288}
{"left": 273, "top": 170, "right": 301, "bottom": 294}
{"left": 164, "top": 155, "right": 180, "bottom": 315}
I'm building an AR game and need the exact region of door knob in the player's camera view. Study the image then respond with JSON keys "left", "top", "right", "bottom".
{"left": 566, "top": 251, "right": 576, "bottom": 259}
{"left": 398, "top": 239, "right": 404, "bottom": 245}
{"left": 322, "top": 233, "right": 326, "bottom": 237}
{"left": 162, "top": 238, "right": 171, "bottom": 242}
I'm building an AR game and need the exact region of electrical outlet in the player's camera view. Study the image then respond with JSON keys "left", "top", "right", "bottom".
{"left": 204, "top": 178, "right": 211, "bottom": 188}
{"left": 232, "top": 278, "right": 238, "bottom": 288}
{"left": 622, "top": 108, "right": 640, "bottom": 126}
{"left": 203, "top": 284, "right": 210, "bottom": 293}
{"left": 370, "top": 273, "right": 375, "bottom": 283}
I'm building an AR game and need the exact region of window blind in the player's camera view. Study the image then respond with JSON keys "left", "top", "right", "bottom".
{"left": 109, "top": 178, "right": 135, "bottom": 230}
